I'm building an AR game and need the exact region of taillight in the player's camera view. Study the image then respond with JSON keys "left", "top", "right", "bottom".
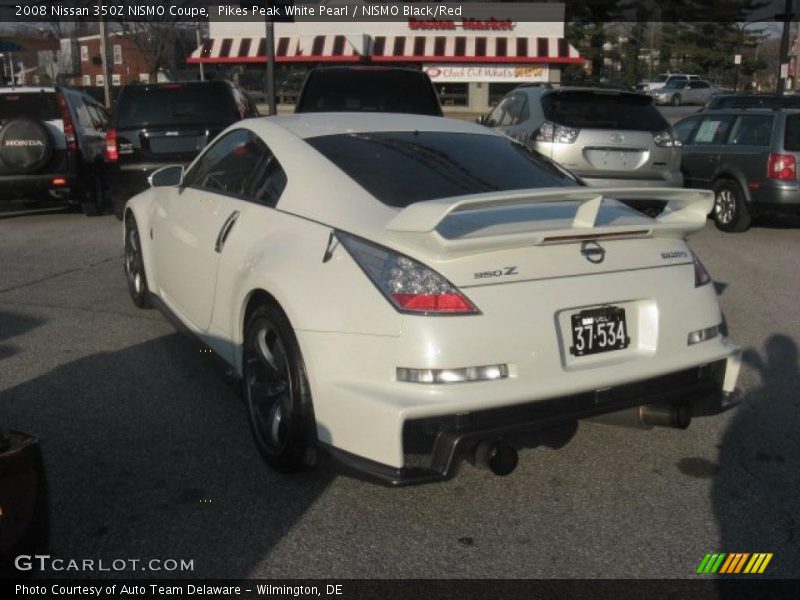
{"left": 335, "top": 231, "right": 480, "bottom": 315}
{"left": 105, "top": 128, "right": 118, "bottom": 162}
{"left": 691, "top": 250, "right": 711, "bottom": 287}
{"left": 57, "top": 93, "right": 77, "bottom": 150}
{"left": 534, "top": 121, "right": 580, "bottom": 144}
{"left": 653, "top": 129, "right": 681, "bottom": 147}
{"left": 767, "top": 153, "right": 796, "bottom": 180}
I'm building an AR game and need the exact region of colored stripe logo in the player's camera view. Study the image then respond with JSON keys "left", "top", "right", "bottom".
{"left": 696, "top": 552, "right": 773, "bottom": 574}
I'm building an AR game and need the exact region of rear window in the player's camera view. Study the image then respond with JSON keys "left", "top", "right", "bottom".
{"left": 0, "top": 93, "right": 59, "bottom": 121}
{"left": 542, "top": 91, "right": 668, "bottom": 131}
{"left": 306, "top": 131, "right": 579, "bottom": 208}
{"left": 296, "top": 70, "right": 442, "bottom": 116}
{"left": 114, "top": 84, "right": 238, "bottom": 127}
{"left": 784, "top": 114, "right": 800, "bottom": 151}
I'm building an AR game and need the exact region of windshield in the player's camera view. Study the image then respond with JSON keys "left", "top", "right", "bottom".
{"left": 114, "top": 83, "right": 238, "bottom": 127}
{"left": 306, "top": 131, "right": 579, "bottom": 208}
{"left": 542, "top": 91, "right": 669, "bottom": 131}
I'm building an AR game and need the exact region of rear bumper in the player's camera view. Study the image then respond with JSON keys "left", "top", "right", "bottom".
{"left": 748, "top": 181, "right": 800, "bottom": 213}
{"left": 322, "top": 357, "right": 741, "bottom": 486}
{"left": 109, "top": 163, "right": 177, "bottom": 204}
{"left": 0, "top": 173, "right": 75, "bottom": 201}
{"left": 582, "top": 172, "right": 684, "bottom": 189}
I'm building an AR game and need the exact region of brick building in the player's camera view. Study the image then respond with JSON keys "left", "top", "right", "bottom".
{"left": 60, "top": 32, "right": 157, "bottom": 89}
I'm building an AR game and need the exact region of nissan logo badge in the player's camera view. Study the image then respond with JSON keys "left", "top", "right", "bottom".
{"left": 581, "top": 241, "right": 606, "bottom": 264}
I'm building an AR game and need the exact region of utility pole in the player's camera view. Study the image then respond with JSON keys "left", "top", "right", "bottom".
{"left": 264, "top": 12, "right": 276, "bottom": 115}
{"left": 777, "top": 0, "right": 794, "bottom": 94}
{"left": 98, "top": 3, "right": 111, "bottom": 108}
{"left": 195, "top": 24, "right": 205, "bottom": 82}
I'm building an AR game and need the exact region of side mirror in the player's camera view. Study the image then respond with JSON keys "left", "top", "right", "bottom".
{"left": 148, "top": 165, "right": 184, "bottom": 188}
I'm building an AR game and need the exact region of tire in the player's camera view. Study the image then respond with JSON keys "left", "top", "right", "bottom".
{"left": 671, "top": 94, "right": 681, "bottom": 106}
{"left": 124, "top": 214, "right": 152, "bottom": 308}
{"left": 713, "top": 180, "right": 751, "bottom": 232}
{"left": 80, "top": 167, "right": 106, "bottom": 217}
{"left": 242, "top": 304, "right": 317, "bottom": 474}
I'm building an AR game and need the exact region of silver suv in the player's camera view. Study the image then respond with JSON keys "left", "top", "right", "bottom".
{"left": 481, "top": 86, "right": 682, "bottom": 188}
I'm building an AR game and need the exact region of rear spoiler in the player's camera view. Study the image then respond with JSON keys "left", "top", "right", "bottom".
{"left": 385, "top": 187, "right": 713, "bottom": 256}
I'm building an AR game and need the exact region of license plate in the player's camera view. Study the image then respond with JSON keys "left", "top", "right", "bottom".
{"left": 569, "top": 306, "right": 630, "bottom": 357}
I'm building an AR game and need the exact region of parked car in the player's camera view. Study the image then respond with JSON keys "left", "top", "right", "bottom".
{"left": 673, "top": 107, "right": 800, "bottom": 232}
{"left": 481, "top": 87, "right": 683, "bottom": 190}
{"left": 650, "top": 79, "right": 715, "bottom": 106}
{"left": 703, "top": 93, "right": 800, "bottom": 111}
{"left": 0, "top": 86, "right": 110, "bottom": 216}
{"left": 0, "top": 426, "right": 48, "bottom": 575}
{"left": 635, "top": 73, "right": 700, "bottom": 92}
{"left": 121, "top": 114, "right": 741, "bottom": 485}
{"left": 295, "top": 66, "right": 443, "bottom": 116}
{"left": 107, "top": 80, "right": 258, "bottom": 220}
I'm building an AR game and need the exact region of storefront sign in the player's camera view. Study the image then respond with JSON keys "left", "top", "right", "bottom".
{"left": 423, "top": 64, "right": 548, "bottom": 83}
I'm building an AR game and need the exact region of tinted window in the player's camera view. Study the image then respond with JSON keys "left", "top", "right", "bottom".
{"left": 690, "top": 115, "right": 735, "bottom": 145}
{"left": 542, "top": 91, "right": 668, "bottom": 131}
{"left": 296, "top": 69, "right": 442, "bottom": 116}
{"left": 0, "top": 93, "right": 59, "bottom": 120}
{"left": 674, "top": 116, "right": 700, "bottom": 144}
{"left": 784, "top": 114, "right": 800, "bottom": 151}
{"left": 248, "top": 155, "right": 287, "bottom": 207}
{"left": 184, "top": 129, "right": 263, "bottom": 197}
{"left": 114, "top": 83, "right": 239, "bottom": 127}
{"left": 727, "top": 115, "right": 774, "bottom": 146}
{"left": 306, "top": 131, "right": 579, "bottom": 208}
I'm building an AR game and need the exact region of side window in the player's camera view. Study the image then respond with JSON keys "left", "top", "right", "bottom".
{"left": 247, "top": 152, "right": 288, "bottom": 208}
{"left": 486, "top": 96, "right": 510, "bottom": 126}
{"left": 673, "top": 116, "right": 700, "bottom": 144}
{"left": 727, "top": 115, "right": 774, "bottom": 146}
{"left": 690, "top": 115, "right": 735, "bottom": 145}
{"left": 73, "top": 98, "right": 94, "bottom": 130}
{"left": 499, "top": 94, "right": 522, "bottom": 126}
{"left": 183, "top": 129, "right": 265, "bottom": 198}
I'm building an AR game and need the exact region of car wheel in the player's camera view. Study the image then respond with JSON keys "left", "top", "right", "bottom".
{"left": 124, "top": 215, "right": 152, "bottom": 308}
{"left": 243, "top": 304, "right": 317, "bottom": 473}
{"left": 671, "top": 94, "right": 681, "bottom": 106}
{"left": 80, "top": 168, "right": 106, "bottom": 217}
{"left": 713, "top": 180, "right": 751, "bottom": 232}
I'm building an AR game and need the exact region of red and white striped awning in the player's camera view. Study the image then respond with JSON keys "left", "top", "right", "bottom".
{"left": 187, "top": 35, "right": 364, "bottom": 63}
{"left": 370, "top": 35, "right": 582, "bottom": 63}
{"left": 187, "top": 35, "right": 582, "bottom": 64}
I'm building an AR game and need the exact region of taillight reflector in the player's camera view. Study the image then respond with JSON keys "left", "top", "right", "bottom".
{"left": 767, "top": 153, "right": 796, "bottom": 180}
{"left": 392, "top": 293, "right": 474, "bottom": 313}
{"left": 51, "top": 177, "right": 67, "bottom": 186}
{"left": 57, "top": 93, "right": 77, "bottom": 151}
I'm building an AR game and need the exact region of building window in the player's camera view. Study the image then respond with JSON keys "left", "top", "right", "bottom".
{"left": 113, "top": 44, "right": 122, "bottom": 64}
{"left": 434, "top": 83, "right": 468, "bottom": 107}
{"left": 496, "top": 38, "right": 508, "bottom": 57}
{"left": 475, "top": 38, "right": 487, "bottom": 57}
{"left": 434, "top": 37, "right": 446, "bottom": 56}
{"left": 112, "top": 73, "right": 121, "bottom": 86}
{"left": 80, "top": 45, "right": 88, "bottom": 61}
{"left": 454, "top": 37, "right": 466, "bottom": 56}
{"left": 413, "top": 37, "right": 426, "bottom": 56}
{"left": 393, "top": 37, "right": 405, "bottom": 56}
{"left": 96, "top": 74, "right": 104, "bottom": 87}
{"left": 82, "top": 74, "right": 91, "bottom": 86}
{"left": 373, "top": 36, "right": 386, "bottom": 56}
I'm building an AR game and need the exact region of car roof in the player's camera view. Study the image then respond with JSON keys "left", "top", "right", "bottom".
{"left": 252, "top": 112, "right": 497, "bottom": 140}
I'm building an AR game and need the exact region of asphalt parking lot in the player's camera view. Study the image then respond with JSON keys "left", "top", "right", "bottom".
{"left": 1, "top": 199, "right": 798, "bottom": 580}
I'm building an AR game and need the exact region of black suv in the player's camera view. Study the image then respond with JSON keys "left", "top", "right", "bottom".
{"left": 107, "top": 80, "right": 258, "bottom": 219}
{"left": 295, "top": 66, "right": 443, "bottom": 116}
{"left": 0, "top": 86, "right": 110, "bottom": 216}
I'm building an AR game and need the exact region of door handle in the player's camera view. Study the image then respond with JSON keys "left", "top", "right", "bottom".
{"left": 215, "top": 210, "right": 240, "bottom": 253}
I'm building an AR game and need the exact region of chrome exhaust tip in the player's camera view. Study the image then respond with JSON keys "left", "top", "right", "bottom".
{"left": 587, "top": 404, "right": 691, "bottom": 430}
{"left": 472, "top": 440, "right": 519, "bottom": 476}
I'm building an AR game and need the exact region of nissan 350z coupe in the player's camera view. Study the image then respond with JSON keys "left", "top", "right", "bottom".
{"left": 122, "top": 114, "right": 742, "bottom": 485}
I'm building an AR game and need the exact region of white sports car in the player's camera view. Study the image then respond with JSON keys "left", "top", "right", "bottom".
{"left": 123, "top": 114, "right": 741, "bottom": 485}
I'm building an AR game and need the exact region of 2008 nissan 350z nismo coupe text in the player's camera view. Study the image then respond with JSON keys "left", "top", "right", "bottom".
{"left": 122, "top": 114, "right": 741, "bottom": 485}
